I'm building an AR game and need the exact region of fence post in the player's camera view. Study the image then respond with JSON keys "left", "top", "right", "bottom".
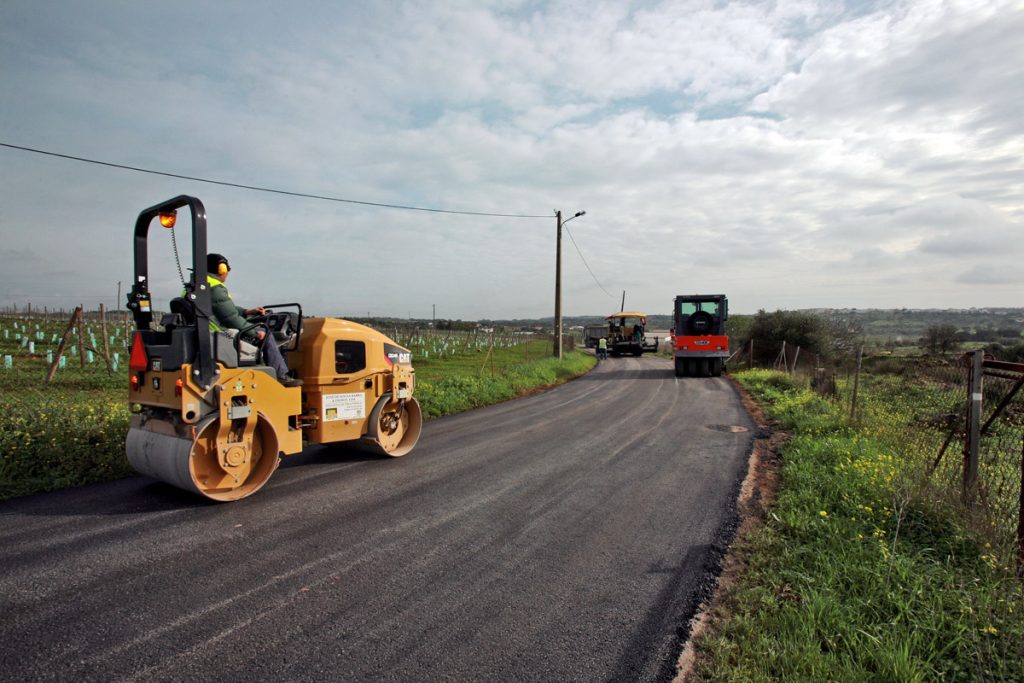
{"left": 849, "top": 345, "right": 863, "bottom": 422}
{"left": 775, "top": 341, "right": 787, "bottom": 372}
{"left": 1017, "top": 433, "right": 1023, "bottom": 578}
{"left": 46, "top": 306, "right": 82, "bottom": 383}
{"left": 76, "top": 304, "right": 87, "bottom": 368}
{"left": 100, "top": 303, "right": 112, "bottom": 370}
{"left": 963, "top": 349, "right": 983, "bottom": 502}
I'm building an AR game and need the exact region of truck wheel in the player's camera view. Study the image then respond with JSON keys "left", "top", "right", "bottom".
{"left": 674, "top": 357, "right": 685, "bottom": 377}
{"left": 711, "top": 359, "right": 723, "bottom": 377}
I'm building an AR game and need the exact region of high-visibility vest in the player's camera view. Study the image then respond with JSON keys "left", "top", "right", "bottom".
{"left": 598, "top": 337, "right": 607, "bottom": 349}
{"left": 182, "top": 275, "right": 229, "bottom": 331}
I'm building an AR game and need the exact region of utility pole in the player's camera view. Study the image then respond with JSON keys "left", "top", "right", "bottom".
{"left": 553, "top": 209, "right": 586, "bottom": 359}
{"left": 554, "top": 210, "right": 563, "bottom": 359}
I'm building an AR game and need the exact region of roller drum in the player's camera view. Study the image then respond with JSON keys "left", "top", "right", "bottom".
{"left": 126, "top": 414, "right": 281, "bottom": 501}
{"left": 360, "top": 395, "right": 423, "bottom": 457}
{"left": 126, "top": 426, "right": 196, "bottom": 493}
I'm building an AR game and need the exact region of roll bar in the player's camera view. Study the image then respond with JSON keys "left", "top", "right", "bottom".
{"left": 126, "top": 195, "right": 217, "bottom": 388}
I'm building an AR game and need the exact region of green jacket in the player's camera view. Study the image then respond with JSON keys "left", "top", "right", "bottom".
{"left": 206, "top": 274, "right": 248, "bottom": 331}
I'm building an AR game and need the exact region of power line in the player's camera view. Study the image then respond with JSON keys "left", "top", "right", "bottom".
{"left": 563, "top": 224, "right": 615, "bottom": 298}
{"left": 1, "top": 293, "right": 118, "bottom": 299}
{"left": 0, "top": 142, "right": 550, "bottom": 219}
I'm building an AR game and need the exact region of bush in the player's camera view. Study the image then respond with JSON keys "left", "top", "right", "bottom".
{"left": 0, "top": 390, "right": 133, "bottom": 499}
{"left": 740, "top": 310, "right": 832, "bottom": 364}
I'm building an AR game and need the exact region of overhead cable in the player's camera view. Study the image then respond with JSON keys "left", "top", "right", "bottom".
{"left": 0, "top": 142, "right": 550, "bottom": 219}
{"left": 563, "top": 224, "right": 616, "bottom": 298}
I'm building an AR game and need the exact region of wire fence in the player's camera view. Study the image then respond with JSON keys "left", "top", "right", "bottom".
{"left": 734, "top": 341, "right": 1024, "bottom": 577}
{"left": 0, "top": 306, "right": 131, "bottom": 384}
{"left": 0, "top": 306, "right": 583, "bottom": 389}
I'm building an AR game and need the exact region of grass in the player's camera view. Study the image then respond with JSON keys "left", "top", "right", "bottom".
{"left": 414, "top": 340, "right": 595, "bottom": 418}
{"left": 0, "top": 318, "right": 594, "bottom": 500}
{"left": 692, "top": 370, "right": 1024, "bottom": 681}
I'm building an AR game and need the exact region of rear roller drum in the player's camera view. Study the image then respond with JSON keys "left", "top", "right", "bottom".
{"left": 362, "top": 394, "right": 423, "bottom": 457}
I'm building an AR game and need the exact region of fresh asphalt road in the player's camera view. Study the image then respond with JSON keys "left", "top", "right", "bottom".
{"left": 0, "top": 354, "right": 755, "bottom": 682}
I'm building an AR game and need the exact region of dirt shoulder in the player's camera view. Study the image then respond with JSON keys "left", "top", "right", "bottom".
{"left": 672, "top": 378, "right": 788, "bottom": 682}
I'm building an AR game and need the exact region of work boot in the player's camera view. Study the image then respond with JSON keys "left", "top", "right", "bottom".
{"left": 280, "top": 377, "right": 303, "bottom": 388}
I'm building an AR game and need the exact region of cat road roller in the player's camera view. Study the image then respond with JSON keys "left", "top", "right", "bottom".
{"left": 125, "top": 195, "right": 422, "bottom": 501}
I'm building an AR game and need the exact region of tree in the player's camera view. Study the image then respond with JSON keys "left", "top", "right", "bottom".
{"left": 921, "top": 324, "right": 959, "bottom": 355}
{"left": 742, "top": 310, "right": 830, "bottom": 364}
{"left": 823, "top": 312, "right": 865, "bottom": 363}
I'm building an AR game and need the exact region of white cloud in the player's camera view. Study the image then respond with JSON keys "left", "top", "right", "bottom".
{"left": 0, "top": 0, "right": 1021, "bottom": 316}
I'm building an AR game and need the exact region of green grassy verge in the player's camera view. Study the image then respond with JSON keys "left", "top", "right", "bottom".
{"left": 694, "top": 370, "right": 1023, "bottom": 682}
{"left": 413, "top": 340, "right": 595, "bottom": 418}
{"left": 0, "top": 339, "right": 594, "bottom": 501}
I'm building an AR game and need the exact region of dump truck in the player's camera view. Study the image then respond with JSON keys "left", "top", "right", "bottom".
{"left": 672, "top": 294, "right": 728, "bottom": 377}
{"left": 125, "top": 195, "right": 422, "bottom": 501}
{"left": 604, "top": 312, "right": 659, "bottom": 356}
{"left": 584, "top": 324, "right": 608, "bottom": 348}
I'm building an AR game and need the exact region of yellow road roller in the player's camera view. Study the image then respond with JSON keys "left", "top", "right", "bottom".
{"left": 124, "top": 195, "right": 422, "bottom": 501}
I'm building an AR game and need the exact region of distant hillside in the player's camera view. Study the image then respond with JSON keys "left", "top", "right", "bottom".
{"left": 343, "top": 308, "right": 1024, "bottom": 341}
{"left": 808, "top": 308, "right": 1024, "bottom": 341}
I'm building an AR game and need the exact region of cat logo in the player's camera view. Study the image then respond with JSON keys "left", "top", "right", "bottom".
{"left": 384, "top": 342, "right": 413, "bottom": 365}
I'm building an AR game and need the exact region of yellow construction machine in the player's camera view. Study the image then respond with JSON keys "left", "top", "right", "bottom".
{"left": 125, "top": 196, "right": 422, "bottom": 501}
{"left": 603, "top": 312, "right": 659, "bottom": 357}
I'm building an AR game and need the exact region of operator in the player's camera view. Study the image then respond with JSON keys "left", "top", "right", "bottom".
{"left": 597, "top": 336, "right": 608, "bottom": 360}
{"left": 205, "top": 253, "right": 302, "bottom": 387}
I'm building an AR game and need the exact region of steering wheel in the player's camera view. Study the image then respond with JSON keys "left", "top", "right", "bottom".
{"left": 244, "top": 306, "right": 275, "bottom": 325}
{"left": 237, "top": 321, "right": 271, "bottom": 355}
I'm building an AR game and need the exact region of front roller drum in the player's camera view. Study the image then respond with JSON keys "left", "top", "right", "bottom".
{"left": 360, "top": 394, "right": 423, "bottom": 457}
{"left": 126, "top": 414, "right": 281, "bottom": 501}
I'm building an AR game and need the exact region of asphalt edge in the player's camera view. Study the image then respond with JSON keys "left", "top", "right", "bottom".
{"left": 670, "top": 375, "right": 788, "bottom": 682}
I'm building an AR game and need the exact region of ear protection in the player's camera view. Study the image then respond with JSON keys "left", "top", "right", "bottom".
{"left": 207, "top": 253, "right": 230, "bottom": 276}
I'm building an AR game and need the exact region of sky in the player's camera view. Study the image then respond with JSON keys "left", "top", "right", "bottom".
{"left": 1, "top": 0, "right": 1021, "bottom": 319}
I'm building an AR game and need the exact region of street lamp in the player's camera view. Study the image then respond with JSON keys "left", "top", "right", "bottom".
{"left": 554, "top": 209, "right": 586, "bottom": 359}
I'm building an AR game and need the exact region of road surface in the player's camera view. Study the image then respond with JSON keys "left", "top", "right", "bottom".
{"left": 0, "top": 355, "right": 754, "bottom": 682}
